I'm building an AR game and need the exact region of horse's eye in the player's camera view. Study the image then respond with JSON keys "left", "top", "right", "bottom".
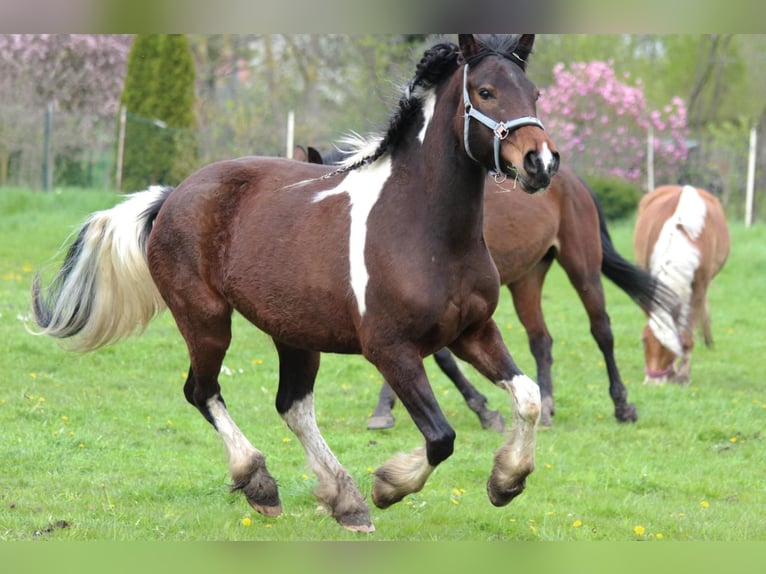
{"left": 478, "top": 88, "right": 492, "bottom": 100}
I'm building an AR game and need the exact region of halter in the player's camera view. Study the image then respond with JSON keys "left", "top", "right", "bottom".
{"left": 644, "top": 364, "right": 673, "bottom": 379}
{"left": 462, "top": 64, "right": 545, "bottom": 183}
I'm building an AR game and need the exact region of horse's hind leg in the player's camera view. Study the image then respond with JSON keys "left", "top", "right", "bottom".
{"left": 274, "top": 341, "right": 373, "bottom": 532}
{"left": 367, "top": 350, "right": 505, "bottom": 432}
{"left": 564, "top": 266, "right": 637, "bottom": 423}
{"left": 448, "top": 320, "right": 540, "bottom": 507}
{"left": 174, "top": 297, "right": 281, "bottom": 517}
{"left": 433, "top": 348, "right": 505, "bottom": 431}
{"left": 367, "top": 381, "right": 397, "bottom": 430}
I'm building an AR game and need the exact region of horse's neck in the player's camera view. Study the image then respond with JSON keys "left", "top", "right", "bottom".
{"left": 392, "top": 82, "right": 486, "bottom": 249}
{"left": 417, "top": 96, "right": 487, "bottom": 248}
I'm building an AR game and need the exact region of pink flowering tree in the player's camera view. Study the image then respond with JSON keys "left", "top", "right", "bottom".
{"left": 538, "top": 61, "right": 688, "bottom": 188}
{"left": 0, "top": 34, "right": 132, "bottom": 187}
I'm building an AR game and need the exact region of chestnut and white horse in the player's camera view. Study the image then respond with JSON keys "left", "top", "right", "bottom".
{"left": 633, "top": 185, "right": 730, "bottom": 384}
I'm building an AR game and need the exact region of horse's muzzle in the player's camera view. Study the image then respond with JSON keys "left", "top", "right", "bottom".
{"left": 522, "top": 148, "right": 560, "bottom": 192}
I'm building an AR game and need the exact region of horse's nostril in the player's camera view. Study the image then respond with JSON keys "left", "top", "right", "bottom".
{"left": 550, "top": 152, "right": 560, "bottom": 176}
{"left": 524, "top": 151, "right": 539, "bottom": 176}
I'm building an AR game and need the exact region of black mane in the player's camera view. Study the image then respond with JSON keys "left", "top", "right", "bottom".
{"left": 464, "top": 35, "right": 530, "bottom": 69}
{"left": 329, "top": 35, "right": 528, "bottom": 175}
{"left": 331, "top": 40, "right": 461, "bottom": 173}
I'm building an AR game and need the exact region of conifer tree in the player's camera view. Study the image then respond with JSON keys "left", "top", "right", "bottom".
{"left": 118, "top": 34, "right": 197, "bottom": 192}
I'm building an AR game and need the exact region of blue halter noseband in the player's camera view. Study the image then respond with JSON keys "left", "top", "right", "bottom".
{"left": 462, "top": 64, "right": 545, "bottom": 183}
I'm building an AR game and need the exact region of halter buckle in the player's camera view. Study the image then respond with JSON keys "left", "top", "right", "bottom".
{"left": 494, "top": 124, "right": 509, "bottom": 140}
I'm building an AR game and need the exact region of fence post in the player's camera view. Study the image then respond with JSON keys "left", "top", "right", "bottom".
{"left": 646, "top": 124, "right": 654, "bottom": 193}
{"left": 116, "top": 105, "right": 127, "bottom": 192}
{"left": 745, "top": 125, "right": 756, "bottom": 228}
{"left": 286, "top": 110, "right": 295, "bottom": 158}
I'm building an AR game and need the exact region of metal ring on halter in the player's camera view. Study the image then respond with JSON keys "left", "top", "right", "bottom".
{"left": 462, "top": 64, "right": 545, "bottom": 177}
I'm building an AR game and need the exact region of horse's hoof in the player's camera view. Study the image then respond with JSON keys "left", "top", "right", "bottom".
{"left": 539, "top": 397, "right": 554, "bottom": 428}
{"left": 232, "top": 461, "right": 282, "bottom": 516}
{"left": 367, "top": 414, "right": 395, "bottom": 430}
{"left": 336, "top": 509, "right": 375, "bottom": 533}
{"left": 479, "top": 409, "right": 506, "bottom": 433}
{"left": 486, "top": 477, "right": 526, "bottom": 507}
{"left": 615, "top": 402, "right": 638, "bottom": 423}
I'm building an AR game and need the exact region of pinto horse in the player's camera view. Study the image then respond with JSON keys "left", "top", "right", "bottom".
{"left": 29, "top": 35, "right": 559, "bottom": 533}
{"left": 306, "top": 151, "right": 679, "bottom": 429}
{"left": 633, "top": 184, "right": 730, "bottom": 384}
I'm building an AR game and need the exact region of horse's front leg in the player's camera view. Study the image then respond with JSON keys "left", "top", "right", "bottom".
{"left": 449, "top": 319, "right": 541, "bottom": 506}
{"left": 364, "top": 344, "right": 455, "bottom": 509}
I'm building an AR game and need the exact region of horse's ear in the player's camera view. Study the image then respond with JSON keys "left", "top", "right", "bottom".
{"left": 293, "top": 145, "right": 308, "bottom": 162}
{"left": 307, "top": 146, "right": 324, "bottom": 165}
{"left": 458, "top": 34, "right": 480, "bottom": 61}
{"left": 514, "top": 34, "right": 535, "bottom": 69}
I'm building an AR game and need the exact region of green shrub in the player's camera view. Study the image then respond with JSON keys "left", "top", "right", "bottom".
{"left": 585, "top": 175, "right": 643, "bottom": 221}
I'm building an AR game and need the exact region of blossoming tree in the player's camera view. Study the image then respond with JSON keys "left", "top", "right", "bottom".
{"left": 538, "top": 60, "right": 688, "bottom": 189}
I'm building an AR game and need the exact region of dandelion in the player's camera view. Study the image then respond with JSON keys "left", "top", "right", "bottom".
{"left": 700, "top": 500, "right": 710, "bottom": 508}
{"left": 166, "top": 419, "right": 173, "bottom": 426}
{"left": 301, "top": 473, "right": 309, "bottom": 480}
{"left": 729, "top": 436, "right": 737, "bottom": 443}
{"left": 78, "top": 443, "right": 85, "bottom": 449}
{"left": 572, "top": 520, "right": 583, "bottom": 528}
{"left": 634, "top": 525, "right": 645, "bottom": 536}
{"left": 656, "top": 533, "right": 664, "bottom": 540}
{"left": 61, "top": 415, "right": 69, "bottom": 423}
{"left": 282, "top": 437, "right": 291, "bottom": 443}
{"left": 241, "top": 517, "right": 252, "bottom": 527}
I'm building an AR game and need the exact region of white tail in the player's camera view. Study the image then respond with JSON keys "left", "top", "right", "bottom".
{"left": 29, "top": 186, "right": 170, "bottom": 352}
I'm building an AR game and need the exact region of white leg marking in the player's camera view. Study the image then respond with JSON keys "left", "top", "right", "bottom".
{"left": 281, "top": 394, "right": 345, "bottom": 480}
{"left": 281, "top": 393, "right": 366, "bottom": 520}
{"left": 312, "top": 158, "right": 392, "bottom": 316}
{"left": 206, "top": 396, "right": 261, "bottom": 477}
{"left": 376, "top": 445, "right": 434, "bottom": 499}
{"left": 495, "top": 374, "right": 540, "bottom": 478}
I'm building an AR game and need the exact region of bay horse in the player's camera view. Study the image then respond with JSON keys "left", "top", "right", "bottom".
{"left": 305, "top": 153, "right": 680, "bottom": 429}
{"left": 29, "top": 35, "right": 559, "bottom": 533}
{"left": 633, "top": 184, "right": 730, "bottom": 384}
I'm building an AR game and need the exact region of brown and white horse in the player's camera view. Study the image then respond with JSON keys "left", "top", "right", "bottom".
{"left": 305, "top": 151, "right": 679, "bottom": 428}
{"left": 29, "top": 35, "right": 559, "bottom": 532}
{"left": 633, "top": 184, "right": 730, "bottom": 384}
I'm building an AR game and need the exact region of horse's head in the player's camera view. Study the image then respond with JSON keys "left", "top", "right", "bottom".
{"left": 457, "top": 34, "right": 559, "bottom": 193}
{"left": 641, "top": 324, "right": 678, "bottom": 384}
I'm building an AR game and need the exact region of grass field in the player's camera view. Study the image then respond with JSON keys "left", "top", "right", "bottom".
{"left": 1, "top": 187, "right": 764, "bottom": 542}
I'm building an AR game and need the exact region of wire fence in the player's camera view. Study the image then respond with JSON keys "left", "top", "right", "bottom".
{"left": 1, "top": 103, "right": 764, "bottom": 225}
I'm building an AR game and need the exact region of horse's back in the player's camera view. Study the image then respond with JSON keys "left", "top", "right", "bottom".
{"left": 634, "top": 185, "right": 729, "bottom": 276}
{"left": 147, "top": 156, "right": 363, "bottom": 351}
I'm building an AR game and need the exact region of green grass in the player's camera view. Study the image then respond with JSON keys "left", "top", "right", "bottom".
{"left": 1, "top": 187, "right": 764, "bottom": 541}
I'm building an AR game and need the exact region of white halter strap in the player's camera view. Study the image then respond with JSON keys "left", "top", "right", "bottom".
{"left": 462, "top": 64, "right": 545, "bottom": 182}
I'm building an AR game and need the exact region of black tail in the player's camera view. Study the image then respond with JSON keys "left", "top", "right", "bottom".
{"left": 583, "top": 178, "right": 680, "bottom": 319}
